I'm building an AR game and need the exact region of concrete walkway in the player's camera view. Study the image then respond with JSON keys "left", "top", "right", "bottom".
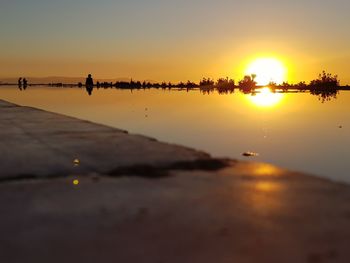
{"left": 1, "top": 100, "right": 350, "bottom": 263}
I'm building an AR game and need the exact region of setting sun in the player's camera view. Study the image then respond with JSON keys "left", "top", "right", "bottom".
{"left": 245, "top": 58, "right": 286, "bottom": 86}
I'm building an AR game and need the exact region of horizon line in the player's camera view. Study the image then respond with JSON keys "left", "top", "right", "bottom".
{"left": 1, "top": 72, "right": 349, "bottom": 86}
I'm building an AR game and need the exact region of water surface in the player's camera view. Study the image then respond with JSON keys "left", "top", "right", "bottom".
{"left": 1, "top": 86, "right": 349, "bottom": 182}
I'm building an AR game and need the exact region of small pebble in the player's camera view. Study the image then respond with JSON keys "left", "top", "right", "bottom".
{"left": 73, "top": 159, "right": 80, "bottom": 166}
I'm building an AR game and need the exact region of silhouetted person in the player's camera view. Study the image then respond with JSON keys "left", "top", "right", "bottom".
{"left": 85, "top": 74, "right": 94, "bottom": 96}
{"left": 23, "top": 78, "right": 28, "bottom": 90}
{"left": 86, "top": 74, "right": 94, "bottom": 87}
{"left": 18, "top": 78, "right": 22, "bottom": 90}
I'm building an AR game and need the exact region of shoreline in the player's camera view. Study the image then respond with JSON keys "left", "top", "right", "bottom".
{"left": 1, "top": 83, "right": 350, "bottom": 90}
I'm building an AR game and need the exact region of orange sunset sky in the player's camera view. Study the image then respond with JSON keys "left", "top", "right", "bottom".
{"left": 1, "top": 0, "right": 350, "bottom": 84}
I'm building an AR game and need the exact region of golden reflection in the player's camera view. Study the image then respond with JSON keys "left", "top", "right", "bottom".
{"left": 245, "top": 58, "right": 286, "bottom": 85}
{"left": 255, "top": 182, "right": 282, "bottom": 192}
{"left": 248, "top": 87, "right": 284, "bottom": 108}
{"left": 252, "top": 163, "right": 283, "bottom": 177}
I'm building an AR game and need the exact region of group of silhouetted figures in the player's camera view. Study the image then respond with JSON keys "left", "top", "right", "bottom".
{"left": 18, "top": 78, "right": 28, "bottom": 90}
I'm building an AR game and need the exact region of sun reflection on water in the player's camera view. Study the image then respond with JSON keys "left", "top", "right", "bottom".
{"left": 248, "top": 87, "right": 284, "bottom": 108}
{"left": 255, "top": 182, "right": 282, "bottom": 192}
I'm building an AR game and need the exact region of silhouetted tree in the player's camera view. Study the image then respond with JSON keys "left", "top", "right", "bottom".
{"left": 238, "top": 75, "right": 256, "bottom": 90}
{"left": 310, "top": 71, "right": 339, "bottom": 89}
{"left": 268, "top": 81, "right": 277, "bottom": 88}
{"left": 308, "top": 71, "right": 339, "bottom": 102}
{"left": 199, "top": 78, "right": 215, "bottom": 86}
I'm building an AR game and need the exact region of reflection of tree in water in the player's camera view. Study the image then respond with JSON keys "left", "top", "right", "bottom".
{"left": 199, "top": 87, "right": 235, "bottom": 95}
{"left": 310, "top": 89, "right": 339, "bottom": 103}
{"left": 218, "top": 88, "right": 235, "bottom": 95}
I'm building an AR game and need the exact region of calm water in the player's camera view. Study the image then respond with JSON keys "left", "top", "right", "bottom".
{"left": 1, "top": 86, "right": 349, "bottom": 182}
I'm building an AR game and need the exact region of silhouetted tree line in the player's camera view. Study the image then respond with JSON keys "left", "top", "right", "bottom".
{"left": 4, "top": 71, "right": 345, "bottom": 91}
{"left": 10, "top": 70, "right": 344, "bottom": 102}
{"left": 78, "top": 71, "right": 339, "bottom": 92}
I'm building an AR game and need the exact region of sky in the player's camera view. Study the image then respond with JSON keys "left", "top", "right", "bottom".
{"left": 1, "top": 0, "right": 350, "bottom": 84}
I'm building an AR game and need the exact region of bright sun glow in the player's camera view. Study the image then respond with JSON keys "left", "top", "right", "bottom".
{"left": 246, "top": 58, "right": 286, "bottom": 86}
{"left": 249, "top": 87, "right": 284, "bottom": 108}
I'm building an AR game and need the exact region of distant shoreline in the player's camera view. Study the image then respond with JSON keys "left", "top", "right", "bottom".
{"left": 0, "top": 82, "right": 349, "bottom": 91}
